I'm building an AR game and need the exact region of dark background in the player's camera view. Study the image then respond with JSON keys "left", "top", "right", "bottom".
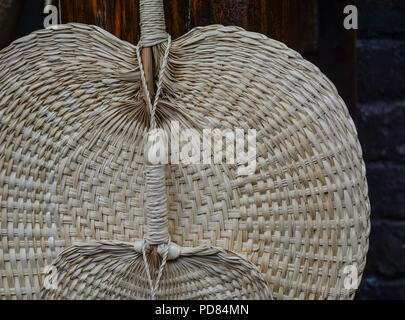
{"left": 1, "top": 0, "right": 404, "bottom": 299}
{"left": 356, "top": 0, "right": 405, "bottom": 299}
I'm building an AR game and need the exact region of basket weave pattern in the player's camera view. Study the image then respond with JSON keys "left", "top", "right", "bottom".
{"left": 0, "top": 9, "right": 370, "bottom": 299}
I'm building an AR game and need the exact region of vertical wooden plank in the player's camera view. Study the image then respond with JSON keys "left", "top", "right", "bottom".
{"left": 188, "top": 0, "right": 318, "bottom": 55}
{"left": 59, "top": 0, "right": 139, "bottom": 44}
{"left": 282, "top": 0, "right": 299, "bottom": 51}
{"left": 266, "top": 0, "right": 318, "bottom": 54}
{"left": 163, "top": 0, "right": 190, "bottom": 39}
{"left": 267, "top": 0, "right": 282, "bottom": 41}
{"left": 318, "top": 0, "right": 357, "bottom": 121}
{"left": 246, "top": 0, "right": 271, "bottom": 36}
{"left": 105, "top": 0, "right": 140, "bottom": 44}
{"left": 59, "top": 0, "right": 106, "bottom": 30}
{"left": 300, "top": 0, "right": 318, "bottom": 54}
{"left": 189, "top": 0, "right": 249, "bottom": 29}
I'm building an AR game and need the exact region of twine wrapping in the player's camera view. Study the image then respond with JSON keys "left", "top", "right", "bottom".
{"left": 135, "top": 35, "right": 172, "bottom": 246}
{"left": 144, "top": 165, "right": 169, "bottom": 244}
{"left": 139, "top": 0, "right": 168, "bottom": 47}
{"left": 135, "top": 2, "right": 172, "bottom": 296}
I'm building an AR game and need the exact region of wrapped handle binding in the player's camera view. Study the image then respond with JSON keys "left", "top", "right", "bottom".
{"left": 145, "top": 164, "right": 169, "bottom": 245}
{"left": 139, "top": 0, "right": 168, "bottom": 47}
{"left": 136, "top": 0, "right": 171, "bottom": 247}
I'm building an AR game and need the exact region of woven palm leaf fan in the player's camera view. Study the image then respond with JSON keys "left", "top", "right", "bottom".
{"left": 0, "top": 0, "right": 370, "bottom": 300}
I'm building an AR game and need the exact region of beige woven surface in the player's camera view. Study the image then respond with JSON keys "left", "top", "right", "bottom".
{"left": 40, "top": 241, "right": 271, "bottom": 299}
{"left": 0, "top": 22, "right": 370, "bottom": 300}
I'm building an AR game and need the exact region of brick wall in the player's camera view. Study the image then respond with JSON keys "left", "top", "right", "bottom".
{"left": 356, "top": 0, "right": 405, "bottom": 299}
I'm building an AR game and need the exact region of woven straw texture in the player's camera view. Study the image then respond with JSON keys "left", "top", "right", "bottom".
{"left": 39, "top": 241, "right": 271, "bottom": 299}
{"left": 0, "top": 22, "right": 370, "bottom": 300}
